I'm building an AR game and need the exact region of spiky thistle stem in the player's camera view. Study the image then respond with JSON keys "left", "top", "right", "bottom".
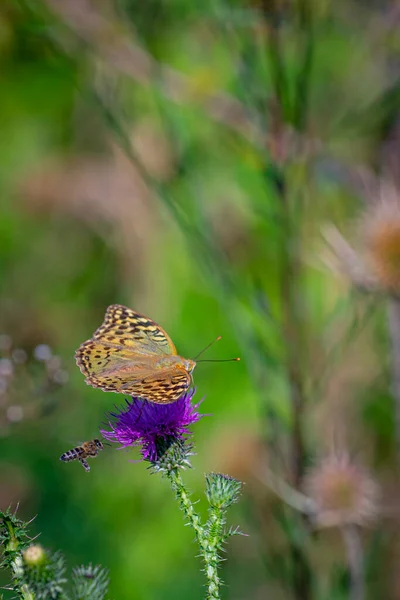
{"left": 203, "top": 507, "right": 225, "bottom": 600}
{"left": 166, "top": 468, "right": 222, "bottom": 600}
{"left": 0, "top": 510, "right": 35, "bottom": 600}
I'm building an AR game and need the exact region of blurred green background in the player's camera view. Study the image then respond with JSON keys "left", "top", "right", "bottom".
{"left": 1, "top": 1, "right": 400, "bottom": 598}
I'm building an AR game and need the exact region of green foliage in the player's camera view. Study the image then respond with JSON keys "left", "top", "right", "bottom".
{"left": 0, "top": 510, "right": 109, "bottom": 600}
{"left": 0, "top": 507, "right": 32, "bottom": 570}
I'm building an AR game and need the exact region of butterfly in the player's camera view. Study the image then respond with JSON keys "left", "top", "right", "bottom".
{"left": 75, "top": 305, "right": 196, "bottom": 404}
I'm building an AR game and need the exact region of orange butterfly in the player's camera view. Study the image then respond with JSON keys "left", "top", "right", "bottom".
{"left": 75, "top": 305, "right": 196, "bottom": 404}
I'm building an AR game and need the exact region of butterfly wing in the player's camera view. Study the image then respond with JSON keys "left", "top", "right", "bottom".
{"left": 119, "top": 366, "right": 192, "bottom": 404}
{"left": 85, "top": 361, "right": 191, "bottom": 403}
{"left": 75, "top": 338, "right": 142, "bottom": 382}
{"left": 75, "top": 305, "right": 176, "bottom": 379}
{"left": 92, "top": 305, "right": 177, "bottom": 355}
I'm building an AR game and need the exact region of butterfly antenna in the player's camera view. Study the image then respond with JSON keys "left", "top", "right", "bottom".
{"left": 193, "top": 336, "right": 222, "bottom": 360}
{"left": 197, "top": 358, "right": 240, "bottom": 363}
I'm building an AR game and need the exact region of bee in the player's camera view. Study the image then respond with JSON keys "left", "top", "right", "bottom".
{"left": 60, "top": 439, "right": 104, "bottom": 472}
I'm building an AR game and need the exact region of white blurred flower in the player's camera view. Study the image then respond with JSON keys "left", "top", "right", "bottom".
{"left": 34, "top": 344, "right": 52, "bottom": 361}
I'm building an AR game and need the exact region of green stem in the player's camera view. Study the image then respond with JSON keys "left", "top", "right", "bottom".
{"left": 166, "top": 469, "right": 222, "bottom": 600}
{"left": 167, "top": 468, "right": 204, "bottom": 541}
{"left": 207, "top": 508, "right": 224, "bottom": 553}
{"left": 4, "top": 518, "right": 35, "bottom": 600}
{"left": 11, "top": 558, "right": 35, "bottom": 600}
{"left": 205, "top": 508, "right": 225, "bottom": 600}
{"left": 341, "top": 525, "right": 365, "bottom": 600}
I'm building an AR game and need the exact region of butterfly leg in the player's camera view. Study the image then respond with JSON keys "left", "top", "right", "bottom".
{"left": 79, "top": 458, "right": 90, "bottom": 472}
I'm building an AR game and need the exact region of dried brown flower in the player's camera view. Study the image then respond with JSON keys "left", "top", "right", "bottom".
{"left": 363, "top": 183, "right": 400, "bottom": 293}
{"left": 304, "top": 453, "right": 379, "bottom": 528}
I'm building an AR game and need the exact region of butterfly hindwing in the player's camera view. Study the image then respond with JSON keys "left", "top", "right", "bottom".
{"left": 84, "top": 364, "right": 191, "bottom": 403}
{"left": 119, "top": 367, "right": 192, "bottom": 403}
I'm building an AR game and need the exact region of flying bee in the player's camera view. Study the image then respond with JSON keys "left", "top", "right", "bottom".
{"left": 60, "top": 439, "right": 104, "bottom": 472}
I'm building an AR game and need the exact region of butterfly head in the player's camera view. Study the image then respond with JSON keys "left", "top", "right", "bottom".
{"left": 183, "top": 359, "right": 196, "bottom": 374}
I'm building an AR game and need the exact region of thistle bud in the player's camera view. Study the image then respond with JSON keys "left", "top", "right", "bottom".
{"left": 23, "top": 544, "right": 46, "bottom": 567}
{"left": 205, "top": 472, "right": 243, "bottom": 510}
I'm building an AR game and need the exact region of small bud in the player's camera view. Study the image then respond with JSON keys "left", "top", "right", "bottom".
{"left": 205, "top": 472, "right": 243, "bottom": 509}
{"left": 23, "top": 544, "right": 46, "bottom": 567}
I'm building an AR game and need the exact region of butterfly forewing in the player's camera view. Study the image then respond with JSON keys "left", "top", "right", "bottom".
{"left": 75, "top": 305, "right": 176, "bottom": 379}
{"left": 92, "top": 305, "right": 177, "bottom": 355}
{"left": 75, "top": 305, "right": 194, "bottom": 404}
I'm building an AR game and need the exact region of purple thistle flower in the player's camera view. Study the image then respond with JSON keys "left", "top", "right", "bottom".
{"left": 101, "top": 389, "right": 203, "bottom": 464}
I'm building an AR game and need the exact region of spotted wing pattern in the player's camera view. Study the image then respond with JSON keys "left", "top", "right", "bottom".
{"left": 93, "top": 305, "right": 176, "bottom": 355}
{"left": 75, "top": 304, "right": 176, "bottom": 381}
{"left": 75, "top": 305, "right": 191, "bottom": 403}
{"left": 82, "top": 361, "right": 191, "bottom": 403}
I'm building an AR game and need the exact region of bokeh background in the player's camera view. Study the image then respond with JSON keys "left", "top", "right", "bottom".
{"left": 1, "top": 1, "right": 400, "bottom": 598}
